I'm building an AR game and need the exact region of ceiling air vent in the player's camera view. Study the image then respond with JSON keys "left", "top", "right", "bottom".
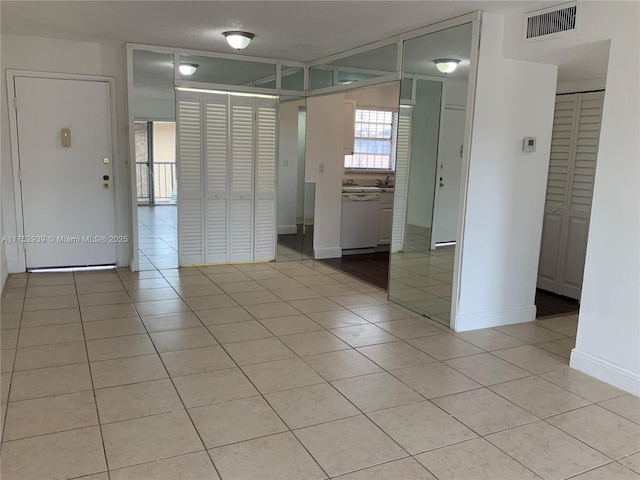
{"left": 524, "top": 2, "right": 579, "bottom": 41}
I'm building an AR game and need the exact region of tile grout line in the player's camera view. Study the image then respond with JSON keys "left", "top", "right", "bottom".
{"left": 74, "top": 270, "right": 113, "bottom": 480}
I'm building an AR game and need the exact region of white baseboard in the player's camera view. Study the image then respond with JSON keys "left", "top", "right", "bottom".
{"left": 313, "top": 247, "right": 342, "bottom": 259}
{"left": 7, "top": 259, "right": 23, "bottom": 274}
{"left": 570, "top": 348, "right": 640, "bottom": 396}
{"left": 278, "top": 225, "right": 297, "bottom": 235}
{"left": 454, "top": 305, "right": 536, "bottom": 332}
{"left": 1, "top": 260, "right": 8, "bottom": 290}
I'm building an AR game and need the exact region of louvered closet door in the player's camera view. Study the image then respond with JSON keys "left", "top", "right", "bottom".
{"left": 391, "top": 110, "right": 412, "bottom": 252}
{"left": 538, "top": 91, "right": 604, "bottom": 299}
{"left": 230, "top": 98, "right": 255, "bottom": 262}
{"left": 204, "top": 95, "right": 229, "bottom": 263}
{"left": 538, "top": 95, "right": 577, "bottom": 291}
{"left": 254, "top": 100, "right": 278, "bottom": 261}
{"left": 177, "top": 94, "right": 204, "bottom": 265}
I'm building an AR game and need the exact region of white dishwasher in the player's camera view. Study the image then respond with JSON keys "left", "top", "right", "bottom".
{"left": 341, "top": 191, "right": 380, "bottom": 251}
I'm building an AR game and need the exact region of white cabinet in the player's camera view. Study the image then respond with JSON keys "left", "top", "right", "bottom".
{"left": 177, "top": 90, "right": 277, "bottom": 265}
{"left": 378, "top": 192, "right": 394, "bottom": 245}
{"left": 343, "top": 100, "right": 356, "bottom": 155}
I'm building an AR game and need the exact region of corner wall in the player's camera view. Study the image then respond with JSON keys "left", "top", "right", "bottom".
{"left": 1, "top": 34, "right": 131, "bottom": 271}
{"left": 454, "top": 13, "right": 558, "bottom": 331}
{"left": 305, "top": 93, "right": 345, "bottom": 259}
{"left": 503, "top": 2, "right": 640, "bottom": 395}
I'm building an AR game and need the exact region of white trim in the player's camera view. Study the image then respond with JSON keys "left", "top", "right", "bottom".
{"left": 450, "top": 14, "right": 482, "bottom": 332}
{"left": 570, "top": 349, "right": 640, "bottom": 396}
{"left": 5, "top": 69, "right": 122, "bottom": 272}
{"left": 126, "top": 46, "right": 139, "bottom": 272}
{"left": 313, "top": 247, "right": 342, "bottom": 259}
{"left": 454, "top": 305, "right": 537, "bottom": 332}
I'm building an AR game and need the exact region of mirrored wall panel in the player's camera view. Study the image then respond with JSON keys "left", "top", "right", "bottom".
{"left": 277, "top": 98, "right": 310, "bottom": 261}
{"left": 180, "top": 54, "right": 277, "bottom": 88}
{"left": 309, "top": 43, "right": 398, "bottom": 90}
{"left": 132, "top": 49, "right": 179, "bottom": 270}
{"left": 388, "top": 23, "right": 473, "bottom": 326}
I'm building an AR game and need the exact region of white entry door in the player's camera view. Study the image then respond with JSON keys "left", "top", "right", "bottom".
{"left": 15, "top": 77, "right": 116, "bottom": 269}
{"left": 431, "top": 108, "right": 466, "bottom": 248}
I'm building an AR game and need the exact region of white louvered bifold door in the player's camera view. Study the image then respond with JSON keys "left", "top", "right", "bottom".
{"left": 177, "top": 93, "right": 205, "bottom": 265}
{"left": 254, "top": 100, "right": 278, "bottom": 261}
{"left": 204, "top": 94, "right": 229, "bottom": 263}
{"left": 229, "top": 97, "right": 255, "bottom": 262}
{"left": 391, "top": 110, "right": 413, "bottom": 252}
{"left": 538, "top": 91, "right": 604, "bottom": 299}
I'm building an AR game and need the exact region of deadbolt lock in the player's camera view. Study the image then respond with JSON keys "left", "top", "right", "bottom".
{"left": 103, "top": 183, "right": 110, "bottom": 189}
{"left": 103, "top": 157, "right": 110, "bottom": 164}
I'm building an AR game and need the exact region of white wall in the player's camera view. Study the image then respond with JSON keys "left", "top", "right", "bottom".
{"left": 306, "top": 93, "right": 345, "bottom": 259}
{"left": 345, "top": 84, "right": 399, "bottom": 110}
{"left": 277, "top": 100, "right": 303, "bottom": 234}
{"left": 503, "top": 2, "right": 640, "bottom": 394}
{"left": 1, "top": 34, "right": 131, "bottom": 271}
{"left": 406, "top": 80, "right": 442, "bottom": 228}
{"left": 454, "top": 13, "right": 558, "bottom": 331}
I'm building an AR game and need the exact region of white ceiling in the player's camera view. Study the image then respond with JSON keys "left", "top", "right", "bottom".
{"left": 2, "top": 0, "right": 552, "bottom": 63}
{"left": 2, "top": 1, "right": 608, "bottom": 87}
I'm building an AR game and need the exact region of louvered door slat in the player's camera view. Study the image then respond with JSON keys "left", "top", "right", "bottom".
{"left": 204, "top": 95, "right": 229, "bottom": 263}
{"left": 177, "top": 95, "right": 204, "bottom": 265}
{"left": 254, "top": 101, "right": 277, "bottom": 261}
{"left": 229, "top": 98, "right": 255, "bottom": 262}
{"left": 391, "top": 110, "right": 412, "bottom": 252}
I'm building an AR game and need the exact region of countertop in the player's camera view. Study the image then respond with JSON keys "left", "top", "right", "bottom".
{"left": 342, "top": 186, "right": 395, "bottom": 193}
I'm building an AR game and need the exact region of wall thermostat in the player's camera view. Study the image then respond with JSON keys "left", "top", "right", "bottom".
{"left": 523, "top": 137, "right": 536, "bottom": 153}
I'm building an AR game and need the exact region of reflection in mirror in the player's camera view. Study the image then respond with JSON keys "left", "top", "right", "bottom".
{"left": 277, "top": 98, "right": 308, "bottom": 261}
{"left": 180, "top": 54, "right": 277, "bottom": 87}
{"left": 388, "top": 23, "right": 473, "bottom": 326}
{"left": 309, "top": 44, "right": 398, "bottom": 90}
{"left": 132, "top": 49, "right": 179, "bottom": 270}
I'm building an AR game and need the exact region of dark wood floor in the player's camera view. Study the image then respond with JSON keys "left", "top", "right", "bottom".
{"left": 281, "top": 235, "right": 580, "bottom": 318}
{"left": 278, "top": 225, "right": 314, "bottom": 258}
{"left": 320, "top": 252, "right": 390, "bottom": 290}
{"left": 535, "top": 289, "right": 579, "bottom": 318}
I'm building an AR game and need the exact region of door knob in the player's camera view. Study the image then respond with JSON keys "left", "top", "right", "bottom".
{"left": 439, "top": 182, "right": 444, "bottom": 187}
{"left": 103, "top": 183, "right": 110, "bottom": 189}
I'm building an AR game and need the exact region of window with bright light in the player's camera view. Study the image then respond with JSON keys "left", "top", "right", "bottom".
{"left": 345, "top": 108, "right": 397, "bottom": 170}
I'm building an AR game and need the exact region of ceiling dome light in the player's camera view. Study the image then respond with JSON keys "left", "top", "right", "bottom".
{"left": 179, "top": 63, "right": 199, "bottom": 76}
{"left": 223, "top": 31, "right": 255, "bottom": 50}
{"left": 434, "top": 59, "right": 460, "bottom": 74}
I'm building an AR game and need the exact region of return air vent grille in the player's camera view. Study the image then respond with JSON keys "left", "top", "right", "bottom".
{"left": 525, "top": 2, "right": 579, "bottom": 41}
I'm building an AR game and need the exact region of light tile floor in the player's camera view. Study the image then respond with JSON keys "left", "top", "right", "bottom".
{"left": 1, "top": 260, "right": 639, "bottom": 480}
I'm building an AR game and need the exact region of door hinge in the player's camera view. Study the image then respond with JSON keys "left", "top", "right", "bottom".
{"left": 13, "top": 97, "right": 18, "bottom": 109}
{"left": 18, "top": 169, "right": 22, "bottom": 182}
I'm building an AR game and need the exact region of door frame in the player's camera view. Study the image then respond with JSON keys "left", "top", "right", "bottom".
{"left": 6, "top": 70, "right": 120, "bottom": 272}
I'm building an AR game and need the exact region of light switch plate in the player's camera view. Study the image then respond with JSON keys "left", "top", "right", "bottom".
{"left": 523, "top": 137, "right": 536, "bottom": 153}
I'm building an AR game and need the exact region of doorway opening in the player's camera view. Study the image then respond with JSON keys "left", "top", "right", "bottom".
{"left": 134, "top": 120, "right": 178, "bottom": 270}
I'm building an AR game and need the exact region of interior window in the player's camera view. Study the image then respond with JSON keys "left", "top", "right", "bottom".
{"left": 345, "top": 108, "right": 397, "bottom": 170}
